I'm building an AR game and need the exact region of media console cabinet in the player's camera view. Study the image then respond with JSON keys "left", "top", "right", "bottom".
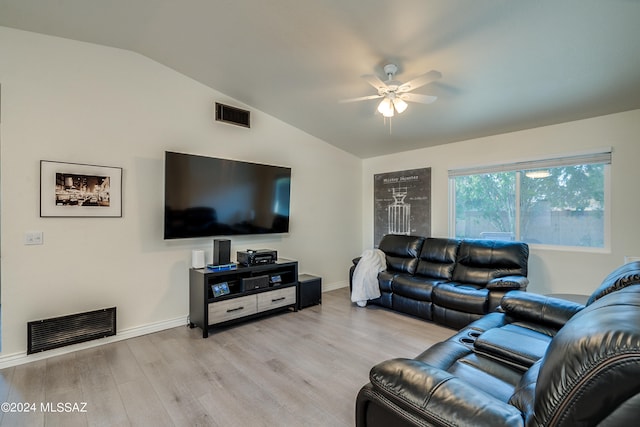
{"left": 189, "top": 259, "right": 298, "bottom": 338}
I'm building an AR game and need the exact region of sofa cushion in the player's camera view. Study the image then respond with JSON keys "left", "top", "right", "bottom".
{"left": 364, "top": 359, "right": 525, "bottom": 426}
{"left": 414, "top": 238, "right": 460, "bottom": 280}
{"left": 432, "top": 282, "right": 489, "bottom": 315}
{"left": 473, "top": 326, "right": 551, "bottom": 370}
{"left": 392, "top": 275, "right": 441, "bottom": 301}
{"left": 452, "top": 239, "right": 529, "bottom": 285}
{"left": 377, "top": 270, "right": 395, "bottom": 293}
{"left": 378, "top": 235, "right": 425, "bottom": 275}
{"left": 413, "top": 340, "right": 523, "bottom": 402}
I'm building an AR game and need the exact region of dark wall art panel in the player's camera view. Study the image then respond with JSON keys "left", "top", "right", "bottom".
{"left": 374, "top": 167, "right": 431, "bottom": 245}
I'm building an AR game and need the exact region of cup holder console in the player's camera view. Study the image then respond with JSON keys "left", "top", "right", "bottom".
{"left": 458, "top": 329, "right": 482, "bottom": 346}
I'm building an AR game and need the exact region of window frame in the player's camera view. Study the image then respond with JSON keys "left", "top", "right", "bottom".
{"left": 448, "top": 150, "right": 612, "bottom": 253}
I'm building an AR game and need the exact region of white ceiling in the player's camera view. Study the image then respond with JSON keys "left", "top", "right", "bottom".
{"left": 1, "top": 0, "right": 640, "bottom": 158}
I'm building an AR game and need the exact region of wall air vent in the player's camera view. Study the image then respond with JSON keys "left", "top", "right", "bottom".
{"left": 215, "top": 102, "right": 251, "bottom": 128}
{"left": 27, "top": 307, "right": 116, "bottom": 354}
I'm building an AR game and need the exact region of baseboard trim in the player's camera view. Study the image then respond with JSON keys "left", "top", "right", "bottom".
{"left": 0, "top": 315, "right": 188, "bottom": 369}
{"left": 323, "top": 280, "right": 348, "bottom": 292}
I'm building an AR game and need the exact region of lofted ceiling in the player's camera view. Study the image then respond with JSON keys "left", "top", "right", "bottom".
{"left": 1, "top": 0, "right": 640, "bottom": 158}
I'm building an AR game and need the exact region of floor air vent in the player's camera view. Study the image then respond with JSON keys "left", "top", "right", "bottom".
{"left": 27, "top": 307, "right": 116, "bottom": 354}
{"left": 215, "top": 102, "right": 250, "bottom": 128}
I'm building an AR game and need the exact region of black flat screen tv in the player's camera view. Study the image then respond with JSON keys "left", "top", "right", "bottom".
{"left": 164, "top": 151, "right": 291, "bottom": 239}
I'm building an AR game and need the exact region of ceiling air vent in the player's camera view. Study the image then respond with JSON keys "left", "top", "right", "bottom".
{"left": 215, "top": 102, "right": 250, "bottom": 128}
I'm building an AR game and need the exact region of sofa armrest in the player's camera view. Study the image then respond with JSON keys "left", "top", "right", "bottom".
{"left": 486, "top": 275, "right": 529, "bottom": 291}
{"left": 367, "top": 358, "right": 524, "bottom": 427}
{"left": 349, "top": 258, "right": 361, "bottom": 291}
{"left": 500, "top": 290, "right": 584, "bottom": 329}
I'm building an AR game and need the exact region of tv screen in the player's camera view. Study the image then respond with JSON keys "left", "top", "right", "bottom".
{"left": 164, "top": 151, "right": 291, "bottom": 239}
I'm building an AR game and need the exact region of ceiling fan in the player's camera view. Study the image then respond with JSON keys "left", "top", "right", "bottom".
{"left": 341, "top": 64, "right": 442, "bottom": 117}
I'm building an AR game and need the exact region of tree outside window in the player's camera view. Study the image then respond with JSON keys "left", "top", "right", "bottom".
{"left": 452, "top": 161, "right": 607, "bottom": 248}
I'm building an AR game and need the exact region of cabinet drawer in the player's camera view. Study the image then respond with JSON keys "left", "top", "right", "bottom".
{"left": 208, "top": 295, "right": 257, "bottom": 325}
{"left": 257, "top": 287, "right": 296, "bottom": 312}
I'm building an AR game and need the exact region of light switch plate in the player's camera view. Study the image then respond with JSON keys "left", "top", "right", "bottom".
{"left": 24, "top": 231, "right": 43, "bottom": 245}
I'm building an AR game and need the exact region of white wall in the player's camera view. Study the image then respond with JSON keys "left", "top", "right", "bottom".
{"left": 0, "top": 27, "right": 362, "bottom": 358}
{"left": 363, "top": 110, "right": 640, "bottom": 295}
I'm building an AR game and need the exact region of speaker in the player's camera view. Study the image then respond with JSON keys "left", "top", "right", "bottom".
{"left": 191, "top": 250, "right": 205, "bottom": 269}
{"left": 298, "top": 274, "right": 322, "bottom": 309}
{"left": 240, "top": 275, "right": 269, "bottom": 292}
{"left": 213, "top": 239, "right": 231, "bottom": 265}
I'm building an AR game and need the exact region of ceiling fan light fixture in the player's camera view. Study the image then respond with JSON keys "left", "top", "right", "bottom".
{"left": 377, "top": 98, "right": 394, "bottom": 117}
{"left": 393, "top": 98, "right": 408, "bottom": 114}
{"left": 342, "top": 63, "right": 442, "bottom": 120}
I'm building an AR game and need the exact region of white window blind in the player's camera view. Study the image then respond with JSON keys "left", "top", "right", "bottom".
{"left": 448, "top": 150, "right": 612, "bottom": 178}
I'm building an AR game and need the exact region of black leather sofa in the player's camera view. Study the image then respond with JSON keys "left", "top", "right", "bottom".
{"left": 356, "top": 261, "right": 640, "bottom": 427}
{"left": 350, "top": 235, "right": 530, "bottom": 329}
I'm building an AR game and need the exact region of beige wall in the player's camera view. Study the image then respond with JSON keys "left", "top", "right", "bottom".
{"left": 0, "top": 27, "right": 362, "bottom": 359}
{"left": 362, "top": 110, "right": 640, "bottom": 295}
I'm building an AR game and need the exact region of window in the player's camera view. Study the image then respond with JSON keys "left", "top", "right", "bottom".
{"left": 449, "top": 151, "right": 611, "bottom": 249}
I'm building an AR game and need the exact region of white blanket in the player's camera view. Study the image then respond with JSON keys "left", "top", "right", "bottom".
{"left": 351, "top": 249, "right": 387, "bottom": 307}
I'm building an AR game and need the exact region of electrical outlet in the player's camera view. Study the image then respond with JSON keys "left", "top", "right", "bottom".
{"left": 624, "top": 256, "right": 640, "bottom": 264}
{"left": 24, "top": 231, "right": 43, "bottom": 245}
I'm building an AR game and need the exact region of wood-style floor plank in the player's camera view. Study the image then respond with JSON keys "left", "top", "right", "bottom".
{"left": 0, "top": 288, "right": 454, "bottom": 426}
{"left": 1, "top": 359, "right": 47, "bottom": 427}
{"left": 75, "top": 346, "right": 129, "bottom": 427}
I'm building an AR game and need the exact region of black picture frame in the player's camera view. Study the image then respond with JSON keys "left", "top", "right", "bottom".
{"left": 40, "top": 160, "right": 123, "bottom": 217}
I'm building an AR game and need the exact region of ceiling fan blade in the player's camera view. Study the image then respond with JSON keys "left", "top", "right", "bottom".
{"left": 398, "top": 70, "right": 442, "bottom": 92}
{"left": 399, "top": 93, "right": 438, "bottom": 104}
{"left": 361, "top": 74, "right": 388, "bottom": 91}
{"left": 339, "top": 94, "right": 383, "bottom": 103}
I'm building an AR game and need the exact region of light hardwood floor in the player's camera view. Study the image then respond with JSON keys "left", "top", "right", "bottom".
{"left": 0, "top": 288, "right": 454, "bottom": 427}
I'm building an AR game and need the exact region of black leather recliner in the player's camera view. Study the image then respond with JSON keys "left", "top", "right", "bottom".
{"left": 350, "top": 234, "right": 530, "bottom": 329}
{"left": 355, "top": 261, "right": 640, "bottom": 427}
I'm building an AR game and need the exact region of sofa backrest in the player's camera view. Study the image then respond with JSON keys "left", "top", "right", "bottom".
{"left": 451, "top": 239, "right": 529, "bottom": 285}
{"left": 415, "top": 238, "right": 461, "bottom": 280}
{"left": 586, "top": 261, "right": 640, "bottom": 305}
{"left": 378, "top": 234, "right": 424, "bottom": 275}
{"left": 527, "top": 284, "right": 640, "bottom": 426}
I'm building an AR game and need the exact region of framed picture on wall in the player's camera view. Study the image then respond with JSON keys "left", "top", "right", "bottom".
{"left": 373, "top": 167, "right": 431, "bottom": 245}
{"left": 40, "top": 160, "right": 123, "bottom": 217}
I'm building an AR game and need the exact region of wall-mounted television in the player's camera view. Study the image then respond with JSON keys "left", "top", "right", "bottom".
{"left": 164, "top": 151, "right": 291, "bottom": 239}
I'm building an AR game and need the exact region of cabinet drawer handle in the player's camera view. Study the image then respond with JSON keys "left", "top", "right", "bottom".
{"left": 271, "top": 297, "right": 286, "bottom": 303}
{"left": 227, "top": 306, "right": 244, "bottom": 313}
